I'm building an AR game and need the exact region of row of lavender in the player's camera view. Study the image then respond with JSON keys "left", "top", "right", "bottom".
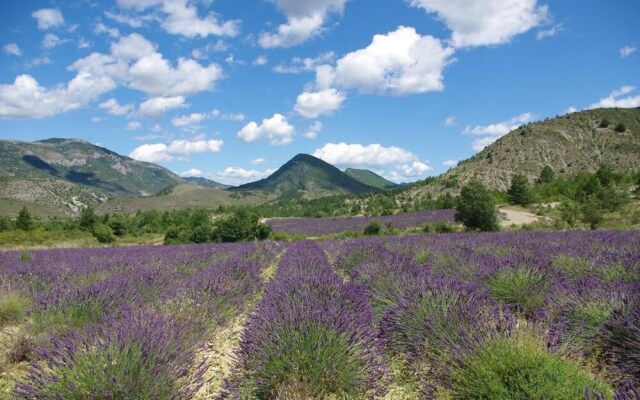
{"left": 0, "top": 242, "right": 280, "bottom": 398}
{"left": 267, "top": 209, "right": 456, "bottom": 236}
{"left": 323, "top": 230, "right": 640, "bottom": 398}
{"left": 222, "top": 241, "right": 388, "bottom": 398}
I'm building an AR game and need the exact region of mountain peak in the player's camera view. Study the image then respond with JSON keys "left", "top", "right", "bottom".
{"left": 236, "top": 153, "right": 378, "bottom": 196}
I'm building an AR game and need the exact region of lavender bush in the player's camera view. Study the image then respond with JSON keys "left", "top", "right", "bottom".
{"left": 14, "top": 308, "right": 206, "bottom": 400}
{"left": 225, "top": 242, "right": 386, "bottom": 399}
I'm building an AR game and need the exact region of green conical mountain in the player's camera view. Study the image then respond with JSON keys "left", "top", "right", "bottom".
{"left": 344, "top": 168, "right": 398, "bottom": 190}
{"left": 236, "top": 154, "right": 378, "bottom": 196}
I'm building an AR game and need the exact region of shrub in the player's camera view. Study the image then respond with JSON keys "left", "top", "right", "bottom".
{"left": 614, "top": 123, "right": 626, "bottom": 133}
{"left": 92, "top": 223, "right": 115, "bottom": 244}
{"left": 364, "top": 221, "right": 381, "bottom": 236}
{"left": 489, "top": 266, "right": 547, "bottom": 316}
{"left": 599, "top": 118, "right": 610, "bottom": 128}
{"left": 449, "top": 333, "right": 612, "bottom": 399}
{"left": 455, "top": 180, "right": 499, "bottom": 232}
{"left": 0, "top": 292, "right": 30, "bottom": 327}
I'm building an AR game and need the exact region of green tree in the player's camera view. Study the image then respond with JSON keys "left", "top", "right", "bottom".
{"left": 614, "top": 122, "right": 626, "bottom": 133}
{"left": 213, "top": 210, "right": 271, "bottom": 243}
{"left": 596, "top": 165, "right": 615, "bottom": 187}
{"left": 93, "top": 223, "right": 115, "bottom": 244}
{"left": 79, "top": 206, "right": 98, "bottom": 231}
{"left": 0, "top": 216, "right": 11, "bottom": 232}
{"left": 455, "top": 180, "right": 499, "bottom": 232}
{"left": 507, "top": 174, "right": 532, "bottom": 206}
{"left": 581, "top": 196, "right": 603, "bottom": 230}
{"left": 598, "top": 118, "right": 610, "bottom": 128}
{"left": 537, "top": 165, "right": 555, "bottom": 184}
{"left": 15, "top": 206, "right": 33, "bottom": 231}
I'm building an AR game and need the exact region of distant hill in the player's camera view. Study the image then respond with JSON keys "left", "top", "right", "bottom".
{"left": 0, "top": 138, "right": 183, "bottom": 215}
{"left": 406, "top": 108, "right": 640, "bottom": 200}
{"left": 182, "top": 176, "right": 230, "bottom": 189}
{"left": 236, "top": 154, "right": 379, "bottom": 197}
{"left": 345, "top": 168, "right": 398, "bottom": 190}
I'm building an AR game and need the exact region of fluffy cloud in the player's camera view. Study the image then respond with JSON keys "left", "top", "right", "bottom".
{"left": 99, "top": 98, "right": 133, "bottom": 115}
{"left": 316, "top": 26, "right": 454, "bottom": 95}
{"left": 253, "top": 55, "right": 268, "bottom": 66}
{"left": 620, "top": 46, "right": 636, "bottom": 58}
{"left": 0, "top": 72, "right": 116, "bottom": 119}
{"left": 32, "top": 8, "right": 64, "bottom": 30}
{"left": 273, "top": 52, "right": 334, "bottom": 74}
{"left": 179, "top": 168, "right": 204, "bottom": 177}
{"left": 463, "top": 112, "right": 534, "bottom": 151}
{"left": 171, "top": 112, "right": 206, "bottom": 127}
{"left": 171, "top": 109, "right": 219, "bottom": 127}
{"left": 259, "top": 0, "right": 348, "bottom": 48}
{"left": 94, "top": 22, "right": 120, "bottom": 38}
{"left": 2, "top": 43, "right": 22, "bottom": 56}
{"left": 302, "top": 121, "right": 322, "bottom": 139}
{"left": 215, "top": 167, "right": 276, "bottom": 185}
{"left": 313, "top": 142, "right": 431, "bottom": 181}
{"left": 589, "top": 86, "right": 640, "bottom": 109}
{"left": 129, "top": 143, "right": 173, "bottom": 162}
{"left": 129, "top": 138, "right": 223, "bottom": 162}
{"left": 407, "top": 0, "right": 548, "bottom": 48}
{"left": 1, "top": 33, "right": 223, "bottom": 120}
{"left": 75, "top": 33, "right": 223, "bottom": 97}
{"left": 294, "top": 88, "right": 346, "bottom": 118}
{"left": 139, "top": 96, "right": 186, "bottom": 118}
{"left": 442, "top": 159, "right": 459, "bottom": 167}
{"left": 43, "top": 33, "right": 64, "bottom": 49}
{"left": 126, "top": 121, "right": 142, "bottom": 130}
{"left": 251, "top": 158, "right": 266, "bottom": 164}
{"left": 237, "top": 114, "right": 295, "bottom": 145}
{"left": 116, "top": 0, "right": 239, "bottom": 38}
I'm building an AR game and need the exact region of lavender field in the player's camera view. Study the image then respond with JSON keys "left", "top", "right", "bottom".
{"left": 267, "top": 209, "right": 456, "bottom": 236}
{"left": 1, "top": 230, "right": 639, "bottom": 399}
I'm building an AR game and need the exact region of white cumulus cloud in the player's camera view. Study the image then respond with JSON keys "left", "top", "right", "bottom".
{"left": 443, "top": 159, "right": 459, "bottom": 167}
{"left": 215, "top": 167, "right": 276, "bottom": 186}
{"left": 463, "top": 112, "right": 535, "bottom": 151}
{"left": 407, "top": 0, "right": 548, "bottom": 48}
{"left": 126, "top": 121, "right": 142, "bottom": 130}
{"left": 620, "top": 46, "right": 636, "bottom": 58}
{"left": 316, "top": 26, "right": 454, "bottom": 95}
{"left": 32, "top": 8, "right": 64, "bottom": 30}
{"left": 589, "top": 86, "right": 640, "bottom": 109}
{"left": 116, "top": 0, "right": 239, "bottom": 38}
{"left": 259, "top": 0, "right": 348, "bottom": 48}
{"left": 237, "top": 113, "right": 295, "bottom": 145}
{"left": 129, "top": 138, "right": 223, "bottom": 162}
{"left": 139, "top": 96, "right": 186, "bottom": 118}
{"left": 273, "top": 52, "right": 334, "bottom": 74}
{"left": 443, "top": 116, "right": 456, "bottom": 127}
{"left": 99, "top": 98, "right": 133, "bottom": 116}
{"left": 2, "top": 43, "right": 22, "bottom": 56}
{"left": 302, "top": 121, "right": 322, "bottom": 139}
{"left": 179, "top": 168, "right": 204, "bottom": 177}
{"left": 313, "top": 142, "right": 431, "bottom": 181}
{"left": 295, "top": 88, "right": 346, "bottom": 118}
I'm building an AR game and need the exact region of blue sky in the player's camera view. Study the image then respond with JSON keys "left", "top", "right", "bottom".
{"left": 1, "top": 0, "right": 638, "bottom": 185}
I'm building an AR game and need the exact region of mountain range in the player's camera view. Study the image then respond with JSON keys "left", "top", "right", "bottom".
{"left": 1, "top": 108, "right": 638, "bottom": 217}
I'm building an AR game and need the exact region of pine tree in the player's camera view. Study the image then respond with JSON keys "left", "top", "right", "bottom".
{"left": 16, "top": 206, "right": 33, "bottom": 231}
{"left": 507, "top": 174, "right": 532, "bottom": 206}
{"left": 537, "top": 165, "right": 555, "bottom": 184}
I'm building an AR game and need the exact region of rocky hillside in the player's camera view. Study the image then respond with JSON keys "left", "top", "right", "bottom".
{"left": 407, "top": 108, "right": 640, "bottom": 200}
{"left": 0, "top": 138, "right": 183, "bottom": 215}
